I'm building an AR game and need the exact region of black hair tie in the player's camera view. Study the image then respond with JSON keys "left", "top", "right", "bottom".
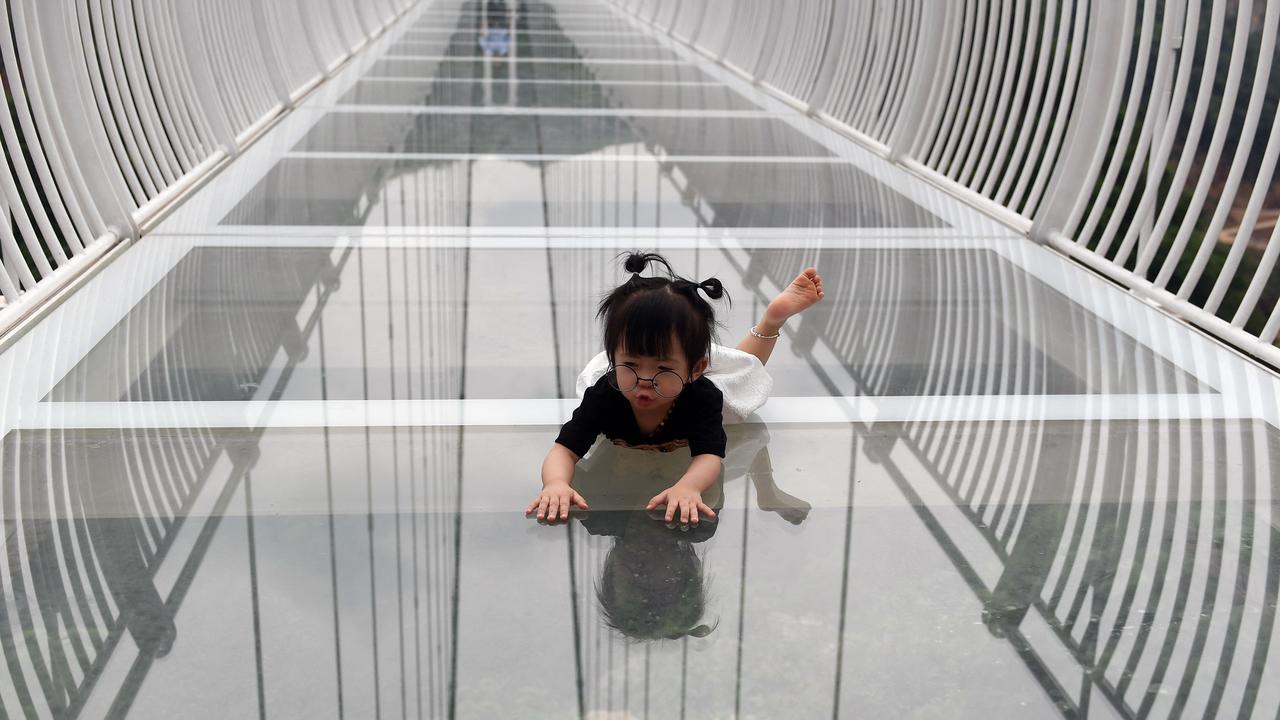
{"left": 622, "top": 251, "right": 675, "bottom": 277}
{"left": 698, "top": 278, "right": 724, "bottom": 300}
{"left": 623, "top": 253, "right": 649, "bottom": 274}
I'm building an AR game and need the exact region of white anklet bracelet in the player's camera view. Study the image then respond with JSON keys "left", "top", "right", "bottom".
{"left": 749, "top": 325, "right": 781, "bottom": 340}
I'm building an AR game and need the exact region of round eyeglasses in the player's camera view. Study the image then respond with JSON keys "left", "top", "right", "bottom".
{"left": 607, "top": 365, "right": 687, "bottom": 398}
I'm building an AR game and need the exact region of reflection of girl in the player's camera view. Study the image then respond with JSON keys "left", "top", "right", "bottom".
{"left": 528, "top": 252, "right": 824, "bottom": 525}
{"left": 569, "top": 425, "right": 809, "bottom": 641}
{"left": 582, "top": 511, "right": 718, "bottom": 640}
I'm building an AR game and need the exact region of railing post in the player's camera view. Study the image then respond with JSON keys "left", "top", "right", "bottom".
{"left": 887, "top": 0, "right": 952, "bottom": 163}
{"left": 801, "top": 0, "right": 839, "bottom": 112}
{"left": 750, "top": 1, "right": 786, "bottom": 81}
{"left": 175, "top": 0, "right": 240, "bottom": 156}
{"left": 29, "top": 0, "right": 138, "bottom": 240}
{"left": 686, "top": 0, "right": 712, "bottom": 45}
{"left": 292, "top": 0, "right": 333, "bottom": 77}
{"left": 715, "top": 0, "right": 743, "bottom": 62}
{"left": 251, "top": 1, "right": 296, "bottom": 109}
{"left": 1030, "top": 0, "right": 1128, "bottom": 245}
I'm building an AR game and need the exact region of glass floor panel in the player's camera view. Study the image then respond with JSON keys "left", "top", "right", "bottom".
{"left": 385, "top": 38, "right": 683, "bottom": 61}
{"left": 335, "top": 78, "right": 762, "bottom": 111}
{"left": 394, "top": 40, "right": 669, "bottom": 55}
{"left": 401, "top": 29, "right": 666, "bottom": 43}
{"left": 2, "top": 419, "right": 1277, "bottom": 718}
{"left": 389, "top": 33, "right": 671, "bottom": 45}
{"left": 291, "top": 111, "right": 831, "bottom": 157}
{"left": 3, "top": 0, "right": 1278, "bottom": 717}
{"left": 382, "top": 24, "right": 679, "bottom": 61}
{"left": 524, "top": 18, "right": 637, "bottom": 30}
{"left": 366, "top": 57, "right": 716, "bottom": 84}
{"left": 219, "top": 158, "right": 942, "bottom": 228}
{"left": 45, "top": 247, "right": 1205, "bottom": 403}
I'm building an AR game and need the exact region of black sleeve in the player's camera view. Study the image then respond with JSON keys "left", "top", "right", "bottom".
{"left": 554, "top": 382, "right": 610, "bottom": 458}
{"left": 686, "top": 383, "right": 727, "bottom": 458}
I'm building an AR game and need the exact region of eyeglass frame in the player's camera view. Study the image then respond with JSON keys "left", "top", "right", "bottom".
{"left": 605, "top": 364, "right": 690, "bottom": 398}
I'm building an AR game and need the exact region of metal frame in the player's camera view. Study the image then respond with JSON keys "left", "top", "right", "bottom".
{"left": 0, "top": 0, "right": 420, "bottom": 338}
{"left": 607, "top": 0, "right": 1280, "bottom": 368}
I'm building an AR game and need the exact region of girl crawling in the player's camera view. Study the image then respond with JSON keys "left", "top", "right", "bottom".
{"left": 526, "top": 251, "right": 824, "bottom": 524}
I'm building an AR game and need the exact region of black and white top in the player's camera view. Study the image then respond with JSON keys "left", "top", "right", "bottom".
{"left": 555, "top": 375, "right": 728, "bottom": 458}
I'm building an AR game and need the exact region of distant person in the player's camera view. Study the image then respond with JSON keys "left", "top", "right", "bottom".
{"left": 526, "top": 251, "right": 824, "bottom": 524}
{"left": 479, "top": 0, "right": 512, "bottom": 56}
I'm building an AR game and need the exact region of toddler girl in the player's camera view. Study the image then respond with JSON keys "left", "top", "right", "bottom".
{"left": 526, "top": 251, "right": 824, "bottom": 525}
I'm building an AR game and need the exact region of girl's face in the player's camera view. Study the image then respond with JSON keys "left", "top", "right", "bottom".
{"left": 613, "top": 335, "right": 708, "bottom": 413}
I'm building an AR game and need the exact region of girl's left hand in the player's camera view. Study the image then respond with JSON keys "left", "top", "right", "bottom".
{"left": 647, "top": 483, "right": 717, "bottom": 526}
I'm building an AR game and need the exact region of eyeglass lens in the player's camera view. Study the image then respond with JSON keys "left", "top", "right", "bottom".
{"left": 609, "top": 366, "right": 684, "bottom": 398}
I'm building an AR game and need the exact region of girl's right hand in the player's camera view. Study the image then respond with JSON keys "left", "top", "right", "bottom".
{"left": 526, "top": 485, "right": 589, "bottom": 521}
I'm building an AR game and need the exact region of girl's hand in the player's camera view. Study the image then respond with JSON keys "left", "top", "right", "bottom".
{"left": 647, "top": 483, "right": 717, "bottom": 526}
{"left": 526, "top": 485, "right": 588, "bottom": 522}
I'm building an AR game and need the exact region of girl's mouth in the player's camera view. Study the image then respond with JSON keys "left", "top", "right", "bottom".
{"left": 635, "top": 394, "right": 655, "bottom": 406}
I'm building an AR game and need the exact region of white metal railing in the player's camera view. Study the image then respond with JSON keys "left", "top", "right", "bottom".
{"left": 610, "top": 0, "right": 1280, "bottom": 369}
{"left": 0, "top": 0, "right": 419, "bottom": 340}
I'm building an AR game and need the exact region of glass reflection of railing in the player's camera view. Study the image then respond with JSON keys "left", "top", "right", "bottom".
{"left": 1, "top": 425, "right": 468, "bottom": 718}
{"left": 730, "top": 248, "right": 1280, "bottom": 718}
{"left": 0, "top": 425, "right": 252, "bottom": 717}
{"left": 741, "top": 246, "right": 1204, "bottom": 397}
{"left": 0, "top": 235, "right": 474, "bottom": 714}
{"left": 0, "top": 247, "right": 351, "bottom": 715}
{"left": 893, "top": 418, "right": 1279, "bottom": 719}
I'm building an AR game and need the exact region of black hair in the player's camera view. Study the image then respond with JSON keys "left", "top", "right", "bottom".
{"left": 597, "top": 252, "right": 729, "bottom": 369}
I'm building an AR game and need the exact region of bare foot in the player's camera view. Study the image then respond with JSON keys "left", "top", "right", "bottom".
{"left": 764, "top": 268, "right": 825, "bottom": 326}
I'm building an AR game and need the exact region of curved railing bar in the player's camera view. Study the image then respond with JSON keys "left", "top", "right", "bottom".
{"left": 869, "top": 0, "right": 919, "bottom": 141}
{"left": 930, "top": 1, "right": 985, "bottom": 173}
{"left": 1111, "top": 3, "right": 1195, "bottom": 269}
{"left": 133, "top": 4, "right": 197, "bottom": 172}
{"left": 1021, "top": 3, "right": 1088, "bottom": 217}
{"left": 1182, "top": 0, "right": 1276, "bottom": 306}
{"left": 954, "top": 0, "right": 1011, "bottom": 186}
{"left": 1091, "top": 3, "right": 1182, "bottom": 261}
{"left": 116, "top": 0, "right": 183, "bottom": 186}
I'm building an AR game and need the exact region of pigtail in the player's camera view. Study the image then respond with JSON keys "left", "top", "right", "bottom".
{"left": 622, "top": 251, "right": 674, "bottom": 278}
{"left": 672, "top": 277, "right": 729, "bottom": 306}
{"left": 697, "top": 278, "right": 725, "bottom": 301}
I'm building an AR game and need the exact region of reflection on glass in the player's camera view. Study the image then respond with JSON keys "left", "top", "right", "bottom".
{"left": 292, "top": 113, "right": 832, "bottom": 157}
{"left": 570, "top": 443, "right": 725, "bottom": 642}
{"left": 0, "top": 423, "right": 465, "bottom": 717}
{"left": 46, "top": 247, "right": 1207, "bottom": 403}
{"left": 0, "top": 418, "right": 1276, "bottom": 716}
{"left": 339, "top": 78, "right": 757, "bottom": 111}
{"left": 584, "top": 511, "right": 717, "bottom": 641}
{"left": 566, "top": 426, "right": 806, "bottom": 644}
{"left": 222, "top": 156, "right": 941, "bottom": 229}
{"left": 47, "top": 246, "right": 470, "bottom": 403}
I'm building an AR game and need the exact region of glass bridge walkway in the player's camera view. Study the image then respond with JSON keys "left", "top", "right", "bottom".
{"left": 1, "top": 1, "right": 1278, "bottom": 718}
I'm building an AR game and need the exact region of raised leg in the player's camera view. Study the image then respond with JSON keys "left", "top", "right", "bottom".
{"left": 736, "top": 268, "right": 825, "bottom": 366}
